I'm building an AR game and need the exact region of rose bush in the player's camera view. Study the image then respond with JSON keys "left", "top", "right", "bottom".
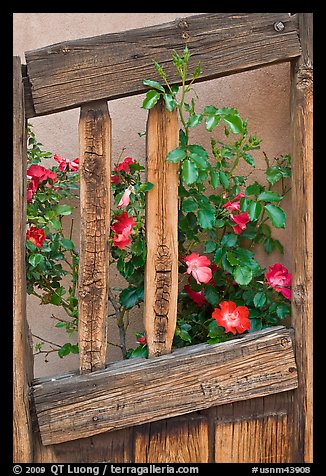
{"left": 26, "top": 47, "right": 292, "bottom": 362}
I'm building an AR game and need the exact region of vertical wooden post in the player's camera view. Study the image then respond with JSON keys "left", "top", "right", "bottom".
{"left": 13, "top": 56, "right": 34, "bottom": 462}
{"left": 144, "top": 99, "right": 179, "bottom": 358}
{"left": 78, "top": 100, "right": 111, "bottom": 374}
{"left": 290, "top": 13, "right": 313, "bottom": 463}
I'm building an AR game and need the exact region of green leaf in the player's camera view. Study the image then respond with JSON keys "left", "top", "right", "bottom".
{"left": 219, "top": 171, "right": 230, "bottom": 189}
{"left": 253, "top": 291, "right": 267, "bottom": 308}
{"left": 28, "top": 254, "right": 43, "bottom": 267}
{"left": 166, "top": 146, "right": 187, "bottom": 163}
{"left": 193, "top": 62, "right": 201, "bottom": 79}
{"left": 130, "top": 345, "right": 148, "bottom": 359}
{"left": 58, "top": 343, "right": 72, "bottom": 358}
{"left": 26, "top": 240, "right": 37, "bottom": 252}
{"left": 70, "top": 344, "right": 79, "bottom": 354}
{"left": 44, "top": 210, "right": 56, "bottom": 220}
{"left": 266, "top": 166, "right": 283, "bottom": 185}
{"left": 198, "top": 208, "right": 215, "bottom": 229}
{"left": 209, "top": 170, "right": 220, "bottom": 189}
{"left": 56, "top": 204, "right": 73, "bottom": 216}
{"left": 205, "top": 114, "right": 220, "bottom": 132}
{"left": 208, "top": 319, "right": 220, "bottom": 338}
{"left": 182, "top": 198, "right": 198, "bottom": 213}
{"left": 179, "top": 129, "right": 187, "bottom": 146}
{"left": 60, "top": 238, "right": 74, "bottom": 250}
{"left": 223, "top": 114, "right": 243, "bottom": 134}
{"left": 55, "top": 322, "right": 66, "bottom": 328}
{"left": 204, "top": 285, "right": 220, "bottom": 307}
{"left": 48, "top": 218, "right": 61, "bottom": 231}
{"left": 163, "top": 93, "right": 176, "bottom": 112}
{"left": 181, "top": 158, "right": 198, "bottom": 185}
{"left": 248, "top": 201, "right": 262, "bottom": 221}
{"left": 264, "top": 237, "right": 274, "bottom": 254}
{"left": 120, "top": 285, "right": 144, "bottom": 309}
{"left": 187, "top": 113, "right": 203, "bottom": 128}
{"left": 221, "top": 233, "right": 238, "bottom": 248}
{"left": 142, "top": 89, "right": 161, "bottom": 109}
{"left": 143, "top": 79, "right": 165, "bottom": 92}
{"left": 139, "top": 182, "right": 155, "bottom": 192}
{"left": 178, "top": 329, "right": 192, "bottom": 343}
{"left": 264, "top": 204, "right": 286, "bottom": 228}
{"left": 226, "top": 251, "right": 240, "bottom": 266}
{"left": 204, "top": 241, "right": 217, "bottom": 253}
{"left": 276, "top": 303, "right": 291, "bottom": 319}
{"left": 214, "top": 248, "right": 223, "bottom": 264}
{"left": 234, "top": 266, "right": 253, "bottom": 286}
{"left": 189, "top": 153, "right": 209, "bottom": 170}
{"left": 188, "top": 144, "right": 209, "bottom": 159}
{"left": 249, "top": 319, "right": 263, "bottom": 332}
{"left": 258, "top": 191, "right": 283, "bottom": 202}
{"left": 50, "top": 292, "right": 62, "bottom": 305}
{"left": 242, "top": 153, "right": 255, "bottom": 167}
{"left": 245, "top": 182, "right": 262, "bottom": 196}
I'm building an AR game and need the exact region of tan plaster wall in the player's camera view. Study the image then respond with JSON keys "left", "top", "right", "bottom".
{"left": 13, "top": 13, "right": 292, "bottom": 378}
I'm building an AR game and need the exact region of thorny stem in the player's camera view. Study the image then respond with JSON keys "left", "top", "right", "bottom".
{"left": 32, "top": 333, "right": 61, "bottom": 349}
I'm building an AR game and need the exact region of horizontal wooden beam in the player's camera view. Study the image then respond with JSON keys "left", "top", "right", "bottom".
{"left": 24, "top": 13, "right": 300, "bottom": 118}
{"left": 33, "top": 326, "right": 298, "bottom": 446}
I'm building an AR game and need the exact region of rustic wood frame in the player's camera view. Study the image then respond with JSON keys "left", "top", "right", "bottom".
{"left": 13, "top": 12, "right": 312, "bottom": 463}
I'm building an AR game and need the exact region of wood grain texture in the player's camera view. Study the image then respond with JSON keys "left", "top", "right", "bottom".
{"left": 13, "top": 56, "right": 34, "bottom": 463}
{"left": 32, "top": 326, "right": 298, "bottom": 446}
{"left": 145, "top": 99, "right": 179, "bottom": 357}
{"left": 214, "top": 394, "right": 294, "bottom": 462}
{"left": 34, "top": 428, "right": 133, "bottom": 463}
{"left": 78, "top": 100, "right": 111, "bottom": 374}
{"left": 134, "top": 416, "right": 208, "bottom": 463}
{"left": 290, "top": 13, "right": 313, "bottom": 463}
{"left": 24, "top": 13, "right": 300, "bottom": 117}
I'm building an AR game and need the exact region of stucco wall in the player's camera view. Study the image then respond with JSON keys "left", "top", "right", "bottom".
{"left": 13, "top": 13, "right": 292, "bottom": 378}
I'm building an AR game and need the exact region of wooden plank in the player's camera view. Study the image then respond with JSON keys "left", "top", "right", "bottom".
{"left": 134, "top": 416, "right": 208, "bottom": 463}
{"left": 290, "top": 13, "right": 313, "bottom": 463}
{"left": 32, "top": 326, "right": 298, "bottom": 446}
{"left": 78, "top": 100, "right": 111, "bottom": 374}
{"left": 214, "top": 394, "right": 295, "bottom": 462}
{"left": 144, "top": 98, "right": 179, "bottom": 357}
{"left": 13, "top": 56, "right": 34, "bottom": 463}
{"left": 34, "top": 428, "right": 133, "bottom": 463}
{"left": 24, "top": 13, "right": 300, "bottom": 117}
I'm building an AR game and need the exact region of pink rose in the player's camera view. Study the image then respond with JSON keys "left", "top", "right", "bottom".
{"left": 184, "top": 252, "right": 212, "bottom": 285}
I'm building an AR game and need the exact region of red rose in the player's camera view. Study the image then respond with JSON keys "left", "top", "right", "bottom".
{"left": 54, "top": 154, "right": 79, "bottom": 172}
{"left": 266, "top": 264, "right": 292, "bottom": 300}
{"left": 115, "top": 157, "right": 136, "bottom": 173}
{"left": 26, "top": 225, "right": 46, "bottom": 248}
{"left": 111, "top": 212, "right": 136, "bottom": 249}
{"left": 230, "top": 211, "right": 250, "bottom": 235}
{"left": 212, "top": 300, "right": 250, "bottom": 335}
{"left": 137, "top": 336, "right": 147, "bottom": 345}
{"left": 26, "top": 164, "right": 57, "bottom": 202}
{"left": 184, "top": 284, "right": 208, "bottom": 307}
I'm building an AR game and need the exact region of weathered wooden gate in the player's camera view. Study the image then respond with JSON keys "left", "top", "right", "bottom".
{"left": 13, "top": 13, "right": 313, "bottom": 463}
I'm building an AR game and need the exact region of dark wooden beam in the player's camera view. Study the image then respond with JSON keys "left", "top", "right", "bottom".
{"left": 24, "top": 13, "right": 300, "bottom": 117}
{"left": 33, "top": 326, "right": 298, "bottom": 446}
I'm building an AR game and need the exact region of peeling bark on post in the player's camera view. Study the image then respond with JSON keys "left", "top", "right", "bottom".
{"left": 144, "top": 99, "right": 179, "bottom": 357}
{"left": 13, "top": 56, "right": 34, "bottom": 462}
{"left": 290, "top": 13, "right": 313, "bottom": 463}
{"left": 78, "top": 100, "right": 111, "bottom": 374}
